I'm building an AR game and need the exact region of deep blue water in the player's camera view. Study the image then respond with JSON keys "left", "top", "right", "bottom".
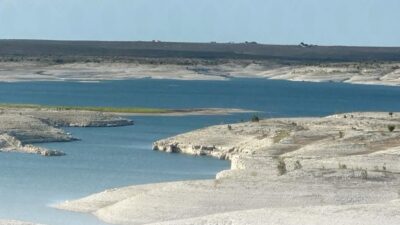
{"left": 0, "top": 78, "right": 399, "bottom": 225}
{"left": 0, "top": 78, "right": 399, "bottom": 117}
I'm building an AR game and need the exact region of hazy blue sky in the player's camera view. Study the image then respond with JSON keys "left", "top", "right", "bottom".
{"left": 0, "top": 0, "right": 399, "bottom": 46}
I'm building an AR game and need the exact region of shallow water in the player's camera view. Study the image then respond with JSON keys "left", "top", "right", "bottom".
{"left": 0, "top": 116, "right": 231, "bottom": 225}
{"left": 0, "top": 78, "right": 400, "bottom": 224}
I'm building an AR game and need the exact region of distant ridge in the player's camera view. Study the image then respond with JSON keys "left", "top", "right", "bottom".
{"left": 1, "top": 39, "right": 400, "bottom": 62}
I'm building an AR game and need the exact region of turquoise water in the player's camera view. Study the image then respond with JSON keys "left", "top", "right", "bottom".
{"left": 0, "top": 116, "right": 231, "bottom": 225}
{"left": 0, "top": 78, "right": 400, "bottom": 224}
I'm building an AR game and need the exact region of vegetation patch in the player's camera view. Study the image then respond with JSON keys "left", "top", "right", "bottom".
{"left": 0, "top": 103, "right": 171, "bottom": 114}
{"left": 251, "top": 115, "right": 260, "bottom": 122}
{"left": 277, "top": 159, "right": 287, "bottom": 175}
{"left": 294, "top": 160, "right": 302, "bottom": 170}
{"left": 360, "top": 169, "right": 368, "bottom": 180}
{"left": 338, "top": 163, "right": 347, "bottom": 169}
{"left": 273, "top": 130, "right": 291, "bottom": 143}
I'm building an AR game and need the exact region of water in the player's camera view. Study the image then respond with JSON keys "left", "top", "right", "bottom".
{"left": 0, "top": 79, "right": 399, "bottom": 117}
{"left": 0, "top": 117, "right": 230, "bottom": 225}
{"left": 0, "top": 78, "right": 400, "bottom": 225}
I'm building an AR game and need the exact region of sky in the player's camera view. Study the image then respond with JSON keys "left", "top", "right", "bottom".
{"left": 0, "top": 0, "right": 399, "bottom": 46}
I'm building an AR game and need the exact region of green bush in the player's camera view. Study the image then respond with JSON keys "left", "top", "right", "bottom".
{"left": 388, "top": 125, "right": 396, "bottom": 132}
{"left": 294, "top": 160, "right": 302, "bottom": 170}
{"left": 277, "top": 159, "right": 287, "bottom": 175}
{"left": 338, "top": 163, "right": 347, "bottom": 169}
{"left": 54, "top": 58, "right": 64, "bottom": 64}
{"left": 360, "top": 169, "right": 368, "bottom": 180}
{"left": 251, "top": 115, "right": 260, "bottom": 122}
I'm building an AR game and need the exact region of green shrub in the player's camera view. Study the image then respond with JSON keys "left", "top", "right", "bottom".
{"left": 294, "top": 160, "right": 302, "bottom": 170}
{"left": 338, "top": 163, "right": 347, "bottom": 169}
{"left": 54, "top": 58, "right": 64, "bottom": 64}
{"left": 251, "top": 115, "right": 260, "bottom": 122}
{"left": 360, "top": 169, "right": 368, "bottom": 180}
{"left": 388, "top": 125, "right": 396, "bottom": 132}
{"left": 273, "top": 130, "right": 290, "bottom": 143}
{"left": 277, "top": 159, "right": 287, "bottom": 175}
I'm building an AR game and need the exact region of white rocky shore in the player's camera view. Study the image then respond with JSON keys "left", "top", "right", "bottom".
{"left": 0, "top": 107, "right": 133, "bottom": 156}
{"left": 0, "top": 106, "right": 250, "bottom": 156}
{"left": 1, "top": 61, "right": 400, "bottom": 86}
{"left": 57, "top": 112, "right": 400, "bottom": 225}
{"left": 0, "top": 220, "right": 43, "bottom": 225}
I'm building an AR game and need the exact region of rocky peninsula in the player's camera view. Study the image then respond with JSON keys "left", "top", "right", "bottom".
{"left": 57, "top": 112, "right": 400, "bottom": 225}
{"left": 0, "top": 105, "right": 249, "bottom": 156}
{"left": 0, "top": 107, "right": 134, "bottom": 156}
